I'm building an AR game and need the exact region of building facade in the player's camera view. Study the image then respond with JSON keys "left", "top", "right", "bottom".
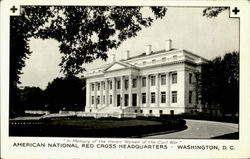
{"left": 84, "top": 40, "right": 207, "bottom": 116}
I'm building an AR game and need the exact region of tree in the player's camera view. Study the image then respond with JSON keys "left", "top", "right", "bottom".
{"left": 198, "top": 52, "right": 239, "bottom": 116}
{"left": 19, "top": 87, "right": 45, "bottom": 110}
{"left": 44, "top": 75, "right": 86, "bottom": 112}
{"left": 10, "top": 6, "right": 166, "bottom": 116}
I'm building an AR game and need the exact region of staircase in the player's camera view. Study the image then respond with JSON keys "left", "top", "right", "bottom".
{"left": 98, "top": 106, "right": 123, "bottom": 114}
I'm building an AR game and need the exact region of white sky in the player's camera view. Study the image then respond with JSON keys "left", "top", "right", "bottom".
{"left": 19, "top": 7, "right": 239, "bottom": 90}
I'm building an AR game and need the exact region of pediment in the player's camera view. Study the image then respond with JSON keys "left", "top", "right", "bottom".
{"left": 106, "top": 63, "right": 127, "bottom": 71}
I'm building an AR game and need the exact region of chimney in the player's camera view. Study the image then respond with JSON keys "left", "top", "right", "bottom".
{"left": 146, "top": 45, "right": 152, "bottom": 55}
{"left": 109, "top": 54, "right": 116, "bottom": 63}
{"left": 124, "top": 50, "right": 130, "bottom": 60}
{"left": 165, "top": 40, "right": 172, "bottom": 51}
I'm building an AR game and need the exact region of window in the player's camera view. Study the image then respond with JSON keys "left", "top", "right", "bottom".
{"left": 172, "top": 91, "right": 177, "bottom": 103}
{"left": 189, "top": 73, "right": 193, "bottom": 84}
{"left": 142, "top": 93, "right": 146, "bottom": 104}
{"left": 142, "top": 77, "right": 146, "bottom": 87}
{"left": 97, "top": 96, "right": 100, "bottom": 104}
{"left": 152, "top": 59, "right": 156, "bottom": 64}
{"left": 110, "top": 95, "right": 112, "bottom": 104}
{"left": 91, "top": 84, "right": 94, "bottom": 91}
{"left": 189, "top": 91, "right": 192, "bottom": 104}
{"left": 172, "top": 73, "right": 177, "bottom": 84}
{"left": 135, "top": 110, "right": 138, "bottom": 113}
{"left": 91, "top": 96, "right": 94, "bottom": 104}
{"left": 125, "top": 80, "right": 129, "bottom": 89}
{"left": 161, "top": 74, "right": 166, "bottom": 85}
{"left": 133, "top": 79, "right": 137, "bottom": 88}
{"left": 162, "top": 57, "right": 166, "bottom": 62}
{"left": 97, "top": 83, "right": 100, "bottom": 90}
{"left": 103, "top": 95, "right": 105, "bottom": 104}
{"left": 117, "top": 80, "right": 120, "bottom": 89}
{"left": 151, "top": 92, "right": 155, "bottom": 103}
{"left": 103, "top": 82, "right": 105, "bottom": 90}
{"left": 140, "top": 110, "right": 143, "bottom": 113}
{"left": 143, "top": 61, "right": 146, "bottom": 65}
{"left": 149, "top": 110, "right": 153, "bottom": 114}
{"left": 151, "top": 76, "right": 156, "bottom": 86}
{"left": 161, "top": 92, "right": 166, "bottom": 103}
{"left": 159, "top": 110, "right": 163, "bottom": 114}
{"left": 110, "top": 81, "right": 112, "bottom": 90}
{"left": 173, "top": 55, "right": 178, "bottom": 59}
{"left": 89, "top": 109, "right": 92, "bottom": 112}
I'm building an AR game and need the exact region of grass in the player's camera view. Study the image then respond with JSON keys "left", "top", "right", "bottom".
{"left": 9, "top": 117, "right": 186, "bottom": 138}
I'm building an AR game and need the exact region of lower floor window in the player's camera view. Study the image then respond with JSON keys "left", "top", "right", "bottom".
{"left": 172, "top": 91, "right": 177, "bottom": 103}
{"left": 142, "top": 93, "right": 146, "bottom": 104}
{"left": 159, "top": 110, "right": 163, "bottom": 114}
{"left": 161, "top": 92, "right": 166, "bottom": 103}
{"left": 151, "top": 92, "right": 155, "bottom": 103}
{"left": 149, "top": 110, "right": 153, "bottom": 114}
{"left": 91, "top": 96, "right": 94, "bottom": 104}
{"left": 110, "top": 95, "right": 112, "bottom": 104}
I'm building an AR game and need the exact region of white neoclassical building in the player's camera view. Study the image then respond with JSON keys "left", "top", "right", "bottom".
{"left": 84, "top": 40, "right": 207, "bottom": 116}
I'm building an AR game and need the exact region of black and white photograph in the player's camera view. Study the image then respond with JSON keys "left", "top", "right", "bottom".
{"left": 1, "top": 0, "right": 250, "bottom": 159}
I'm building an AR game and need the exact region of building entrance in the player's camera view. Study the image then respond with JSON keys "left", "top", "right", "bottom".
{"left": 132, "top": 94, "right": 137, "bottom": 106}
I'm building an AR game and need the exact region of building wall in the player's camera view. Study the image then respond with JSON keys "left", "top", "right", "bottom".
{"left": 84, "top": 49, "right": 203, "bottom": 115}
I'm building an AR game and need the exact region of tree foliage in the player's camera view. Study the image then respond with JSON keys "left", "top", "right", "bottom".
{"left": 44, "top": 75, "right": 86, "bottom": 112}
{"left": 11, "top": 6, "right": 167, "bottom": 81}
{"left": 198, "top": 52, "right": 239, "bottom": 115}
{"left": 203, "top": 7, "right": 228, "bottom": 18}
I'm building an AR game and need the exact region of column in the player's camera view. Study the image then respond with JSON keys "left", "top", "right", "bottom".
{"left": 137, "top": 76, "right": 141, "bottom": 107}
{"left": 120, "top": 76, "right": 124, "bottom": 108}
{"left": 86, "top": 81, "right": 91, "bottom": 108}
{"left": 94, "top": 82, "right": 97, "bottom": 109}
{"left": 156, "top": 73, "right": 160, "bottom": 107}
{"left": 146, "top": 75, "right": 150, "bottom": 107}
{"left": 100, "top": 81, "right": 103, "bottom": 107}
{"left": 129, "top": 75, "right": 132, "bottom": 107}
{"left": 166, "top": 72, "right": 170, "bottom": 106}
{"left": 105, "top": 78, "right": 109, "bottom": 107}
{"left": 112, "top": 77, "right": 116, "bottom": 107}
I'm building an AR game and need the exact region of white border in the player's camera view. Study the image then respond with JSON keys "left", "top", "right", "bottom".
{"left": 1, "top": 0, "right": 250, "bottom": 158}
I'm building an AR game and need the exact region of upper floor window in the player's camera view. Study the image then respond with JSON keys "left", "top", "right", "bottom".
{"left": 172, "top": 73, "right": 177, "bottom": 84}
{"left": 151, "top": 76, "right": 156, "bottom": 86}
{"left": 152, "top": 59, "right": 156, "bottom": 64}
{"left": 162, "top": 57, "right": 166, "bottom": 62}
{"left": 125, "top": 80, "right": 129, "bottom": 89}
{"left": 91, "top": 84, "right": 94, "bottom": 91}
{"left": 133, "top": 79, "right": 137, "bottom": 88}
{"left": 103, "top": 82, "right": 105, "bottom": 90}
{"left": 117, "top": 80, "right": 121, "bottom": 89}
{"left": 161, "top": 74, "right": 166, "bottom": 85}
{"left": 110, "top": 81, "right": 112, "bottom": 90}
{"left": 189, "top": 73, "right": 193, "bottom": 84}
{"left": 173, "top": 55, "right": 178, "bottom": 59}
{"left": 143, "top": 61, "right": 146, "bottom": 65}
{"left": 97, "top": 83, "right": 100, "bottom": 90}
{"left": 142, "top": 77, "right": 146, "bottom": 87}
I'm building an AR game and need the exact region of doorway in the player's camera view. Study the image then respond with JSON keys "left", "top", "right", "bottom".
{"left": 132, "top": 94, "right": 137, "bottom": 106}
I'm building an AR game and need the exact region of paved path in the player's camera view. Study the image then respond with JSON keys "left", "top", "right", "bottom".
{"left": 144, "top": 119, "right": 238, "bottom": 139}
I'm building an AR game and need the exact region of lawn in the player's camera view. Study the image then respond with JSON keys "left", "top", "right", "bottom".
{"left": 9, "top": 117, "right": 186, "bottom": 138}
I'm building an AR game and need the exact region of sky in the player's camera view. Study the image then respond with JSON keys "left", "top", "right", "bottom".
{"left": 18, "top": 7, "right": 239, "bottom": 90}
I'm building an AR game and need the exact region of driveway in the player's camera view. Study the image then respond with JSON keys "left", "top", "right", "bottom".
{"left": 144, "top": 119, "right": 238, "bottom": 139}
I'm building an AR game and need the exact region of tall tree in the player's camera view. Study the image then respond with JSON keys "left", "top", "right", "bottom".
{"left": 44, "top": 75, "right": 86, "bottom": 112}
{"left": 198, "top": 52, "right": 239, "bottom": 116}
